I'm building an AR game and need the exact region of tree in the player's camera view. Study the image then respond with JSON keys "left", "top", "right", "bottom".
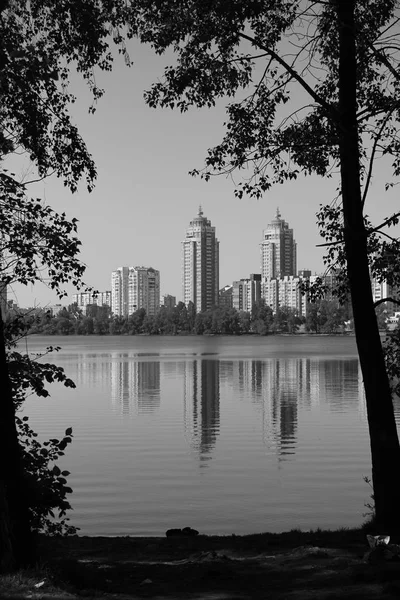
{"left": 187, "top": 301, "right": 196, "bottom": 333}
{"left": 128, "top": 1, "right": 400, "bottom": 531}
{"left": 305, "top": 302, "right": 322, "bottom": 334}
{"left": 272, "top": 306, "right": 301, "bottom": 334}
{"left": 305, "top": 300, "right": 347, "bottom": 334}
{"left": 0, "top": 181, "right": 91, "bottom": 569}
{"left": 0, "top": 0, "right": 135, "bottom": 570}
{"left": 238, "top": 310, "right": 251, "bottom": 334}
{"left": 251, "top": 299, "right": 273, "bottom": 335}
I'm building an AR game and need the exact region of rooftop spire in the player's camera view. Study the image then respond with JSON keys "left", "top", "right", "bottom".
{"left": 276, "top": 206, "right": 281, "bottom": 219}
{"left": 198, "top": 205, "right": 203, "bottom": 217}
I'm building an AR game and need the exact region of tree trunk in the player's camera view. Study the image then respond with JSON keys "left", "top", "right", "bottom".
{"left": 336, "top": 0, "right": 400, "bottom": 532}
{"left": 0, "top": 315, "right": 35, "bottom": 571}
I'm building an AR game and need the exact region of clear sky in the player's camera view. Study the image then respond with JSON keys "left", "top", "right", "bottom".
{"left": 8, "top": 40, "right": 400, "bottom": 309}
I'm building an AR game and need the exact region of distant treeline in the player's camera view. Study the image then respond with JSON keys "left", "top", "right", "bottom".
{"left": 20, "top": 299, "right": 358, "bottom": 336}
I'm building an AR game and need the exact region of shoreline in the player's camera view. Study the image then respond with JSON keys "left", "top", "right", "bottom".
{"left": 5, "top": 526, "right": 400, "bottom": 599}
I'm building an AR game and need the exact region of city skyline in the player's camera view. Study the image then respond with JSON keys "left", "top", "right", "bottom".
{"left": 7, "top": 40, "right": 399, "bottom": 309}
{"left": 72, "top": 207, "right": 303, "bottom": 315}
{"left": 26, "top": 202, "right": 397, "bottom": 315}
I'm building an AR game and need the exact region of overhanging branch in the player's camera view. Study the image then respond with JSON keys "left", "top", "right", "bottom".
{"left": 374, "top": 297, "right": 400, "bottom": 308}
{"left": 238, "top": 32, "right": 338, "bottom": 122}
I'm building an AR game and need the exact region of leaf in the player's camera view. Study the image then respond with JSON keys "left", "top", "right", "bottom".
{"left": 65, "top": 427, "right": 73, "bottom": 436}
{"left": 52, "top": 465, "right": 61, "bottom": 476}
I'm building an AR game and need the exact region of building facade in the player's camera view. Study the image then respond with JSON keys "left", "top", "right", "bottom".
{"left": 371, "top": 277, "right": 397, "bottom": 314}
{"left": 278, "top": 275, "right": 306, "bottom": 316}
{"left": 111, "top": 267, "right": 130, "bottom": 317}
{"left": 232, "top": 274, "right": 261, "bottom": 312}
{"left": 182, "top": 207, "right": 219, "bottom": 312}
{"left": 161, "top": 294, "right": 176, "bottom": 310}
{"left": 219, "top": 285, "right": 233, "bottom": 309}
{"left": 111, "top": 266, "right": 160, "bottom": 317}
{"left": 261, "top": 276, "right": 307, "bottom": 316}
{"left": 128, "top": 267, "right": 160, "bottom": 316}
{"left": 73, "top": 291, "right": 111, "bottom": 313}
{"left": 260, "top": 209, "right": 297, "bottom": 279}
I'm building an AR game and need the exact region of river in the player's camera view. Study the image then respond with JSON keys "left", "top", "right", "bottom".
{"left": 21, "top": 334, "right": 400, "bottom": 536}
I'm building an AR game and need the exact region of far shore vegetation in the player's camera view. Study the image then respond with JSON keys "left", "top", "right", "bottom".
{"left": 10, "top": 297, "right": 375, "bottom": 337}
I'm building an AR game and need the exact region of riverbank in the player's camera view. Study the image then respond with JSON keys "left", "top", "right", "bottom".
{"left": 2, "top": 528, "right": 400, "bottom": 599}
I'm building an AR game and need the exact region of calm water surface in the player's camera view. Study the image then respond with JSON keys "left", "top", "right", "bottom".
{"left": 22, "top": 335, "right": 400, "bottom": 536}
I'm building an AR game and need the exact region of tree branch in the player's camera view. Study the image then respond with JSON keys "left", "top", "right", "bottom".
{"left": 361, "top": 110, "right": 396, "bottom": 208}
{"left": 316, "top": 239, "right": 343, "bottom": 248}
{"left": 369, "top": 212, "right": 400, "bottom": 233}
{"left": 374, "top": 297, "right": 400, "bottom": 308}
{"left": 237, "top": 32, "right": 338, "bottom": 121}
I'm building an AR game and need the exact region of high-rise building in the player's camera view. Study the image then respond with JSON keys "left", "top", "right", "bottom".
{"left": 260, "top": 208, "right": 297, "bottom": 279}
{"left": 219, "top": 285, "right": 233, "bottom": 309}
{"left": 111, "top": 266, "right": 160, "bottom": 317}
{"left": 182, "top": 207, "right": 219, "bottom": 312}
{"left": 128, "top": 266, "right": 160, "bottom": 316}
{"left": 111, "top": 267, "right": 129, "bottom": 317}
{"left": 232, "top": 274, "right": 261, "bottom": 312}
{"left": 371, "top": 277, "right": 397, "bottom": 314}
{"left": 262, "top": 276, "right": 307, "bottom": 316}
{"left": 73, "top": 291, "right": 111, "bottom": 313}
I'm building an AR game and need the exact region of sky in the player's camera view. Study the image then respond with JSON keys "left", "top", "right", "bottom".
{"left": 7, "top": 39, "right": 400, "bottom": 309}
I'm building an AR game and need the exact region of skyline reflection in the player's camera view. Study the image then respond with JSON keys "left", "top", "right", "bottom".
{"left": 183, "top": 359, "right": 220, "bottom": 464}
{"left": 72, "top": 352, "right": 365, "bottom": 460}
{"left": 110, "top": 357, "right": 161, "bottom": 415}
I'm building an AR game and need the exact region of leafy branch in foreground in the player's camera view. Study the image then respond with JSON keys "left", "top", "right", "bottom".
{"left": 0, "top": 175, "right": 87, "bottom": 295}
{"left": 16, "top": 418, "right": 78, "bottom": 537}
{"left": 4, "top": 314, "right": 79, "bottom": 537}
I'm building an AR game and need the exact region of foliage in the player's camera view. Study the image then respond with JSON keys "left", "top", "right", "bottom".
{"left": 362, "top": 476, "right": 376, "bottom": 528}
{"left": 4, "top": 316, "right": 78, "bottom": 536}
{"left": 383, "top": 327, "right": 400, "bottom": 398}
{"left": 301, "top": 205, "right": 400, "bottom": 307}
{"left": 305, "top": 300, "right": 350, "bottom": 334}
{"left": 0, "top": 177, "right": 87, "bottom": 295}
{"left": 24, "top": 300, "right": 312, "bottom": 336}
{"left": 0, "top": 0, "right": 135, "bottom": 191}
{"left": 16, "top": 418, "right": 78, "bottom": 536}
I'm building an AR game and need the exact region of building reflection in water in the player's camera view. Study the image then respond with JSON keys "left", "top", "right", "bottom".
{"left": 110, "top": 356, "right": 161, "bottom": 415}
{"left": 229, "top": 356, "right": 363, "bottom": 462}
{"left": 183, "top": 359, "right": 220, "bottom": 465}
{"left": 74, "top": 351, "right": 363, "bottom": 462}
{"left": 74, "top": 354, "right": 112, "bottom": 389}
{"left": 260, "top": 360, "right": 299, "bottom": 460}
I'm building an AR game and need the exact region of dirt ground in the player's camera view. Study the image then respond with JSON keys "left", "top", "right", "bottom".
{"left": 3, "top": 528, "right": 400, "bottom": 600}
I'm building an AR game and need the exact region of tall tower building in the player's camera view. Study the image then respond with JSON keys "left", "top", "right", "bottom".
{"left": 128, "top": 266, "right": 160, "bottom": 316}
{"left": 111, "top": 266, "right": 129, "bottom": 317}
{"left": 182, "top": 207, "right": 219, "bottom": 312}
{"left": 111, "top": 266, "right": 160, "bottom": 317}
{"left": 260, "top": 208, "right": 297, "bottom": 279}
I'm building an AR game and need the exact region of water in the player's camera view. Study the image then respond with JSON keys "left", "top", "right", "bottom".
{"left": 20, "top": 335, "right": 399, "bottom": 536}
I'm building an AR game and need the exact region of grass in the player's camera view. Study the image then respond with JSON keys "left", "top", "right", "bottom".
{"left": 0, "top": 565, "right": 76, "bottom": 599}
{"left": 2, "top": 527, "right": 400, "bottom": 600}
